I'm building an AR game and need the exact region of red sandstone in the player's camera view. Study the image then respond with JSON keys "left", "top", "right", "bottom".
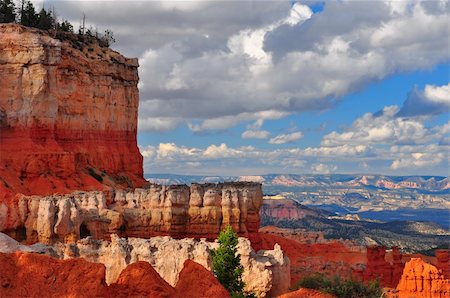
{"left": 0, "top": 252, "right": 229, "bottom": 298}
{"left": 278, "top": 288, "right": 336, "bottom": 298}
{"left": 0, "top": 24, "right": 146, "bottom": 200}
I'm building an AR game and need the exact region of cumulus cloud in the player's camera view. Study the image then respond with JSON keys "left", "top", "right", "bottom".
{"left": 321, "top": 105, "right": 449, "bottom": 147}
{"left": 242, "top": 119, "right": 270, "bottom": 139}
{"left": 140, "top": 139, "right": 449, "bottom": 175}
{"left": 269, "top": 131, "right": 304, "bottom": 144}
{"left": 311, "top": 163, "right": 338, "bottom": 174}
{"left": 390, "top": 145, "right": 448, "bottom": 170}
{"left": 397, "top": 83, "right": 450, "bottom": 117}
{"left": 47, "top": 0, "right": 448, "bottom": 132}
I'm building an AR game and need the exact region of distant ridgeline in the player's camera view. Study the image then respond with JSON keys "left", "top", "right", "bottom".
{"left": 0, "top": 0, "right": 115, "bottom": 47}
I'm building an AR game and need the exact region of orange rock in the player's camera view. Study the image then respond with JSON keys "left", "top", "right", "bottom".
{"left": 435, "top": 250, "right": 450, "bottom": 279}
{"left": 278, "top": 288, "right": 336, "bottom": 298}
{"left": 364, "top": 246, "right": 399, "bottom": 287}
{"left": 174, "top": 260, "right": 230, "bottom": 298}
{"left": 0, "top": 252, "right": 231, "bottom": 297}
{"left": 109, "top": 261, "right": 175, "bottom": 297}
{"left": 0, "top": 252, "right": 108, "bottom": 297}
{"left": 258, "top": 233, "right": 366, "bottom": 287}
{"left": 0, "top": 24, "right": 146, "bottom": 201}
{"left": 396, "top": 258, "right": 450, "bottom": 298}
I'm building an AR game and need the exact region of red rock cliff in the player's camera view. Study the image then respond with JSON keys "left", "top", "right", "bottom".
{"left": 0, "top": 24, "right": 146, "bottom": 199}
{"left": 395, "top": 258, "right": 449, "bottom": 298}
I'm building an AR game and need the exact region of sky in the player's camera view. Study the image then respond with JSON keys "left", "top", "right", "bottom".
{"left": 39, "top": 0, "right": 449, "bottom": 176}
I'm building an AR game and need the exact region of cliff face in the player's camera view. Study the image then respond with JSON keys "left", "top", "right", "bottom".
{"left": 0, "top": 24, "right": 145, "bottom": 199}
{"left": 0, "top": 251, "right": 229, "bottom": 297}
{"left": 0, "top": 182, "right": 263, "bottom": 244}
{"left": 51, "top": 235, "right": 289, "bottom": 297}
{"left": 395, "top": 258, "right": 449, "bottom": 298}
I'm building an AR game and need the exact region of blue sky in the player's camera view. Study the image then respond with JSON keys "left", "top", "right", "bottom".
{"left": 45, "top": 0, "right": 449, "bottom": 176}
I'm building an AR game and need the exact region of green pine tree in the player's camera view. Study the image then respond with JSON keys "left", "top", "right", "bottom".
{"left": 0, "top": 0, "right": 16, "bottom": 23}
{"left": 211, "top": 226, "right": 249, "bottom": 297}
{"left": 57, "top": 19, "right": 73, "bottom": 33}
{"left": 20, "top": 1, "right": 37, "bottom": 27}
{"left": 36, "top": 8, "right": 54, "bottom": 30}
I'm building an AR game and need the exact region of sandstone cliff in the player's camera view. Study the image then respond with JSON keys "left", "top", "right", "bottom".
{"left": 0, "top": 232, "right": 289, "bottom": 297}
{"left": 0, "top": 24, "right": 145, "bottom": 200}
{"left": 395, "top": 258, "right": 450, "bottom": 298}
{"left": 0, "top": 182, "right": 262, "bottom": 244}
{"left": 52, "top": 234, "right": 290, "bottom": 297}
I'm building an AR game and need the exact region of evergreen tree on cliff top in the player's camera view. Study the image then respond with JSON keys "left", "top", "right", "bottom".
{"left": 0, "top": 0, "right": 16, "bottom": 23}
{"left": 20, "top": 0, "right": 38, "bottom": 27}
{"left": 211, "top": 226, "right": 253, "bottom": 297}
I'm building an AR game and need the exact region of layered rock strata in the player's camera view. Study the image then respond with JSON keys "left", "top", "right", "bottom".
{"left": 0, "top": 232, "right": 289, "bottom": 298}
{"left": 0, "top": 182, "right": 262, "bottom": 244}
{"left": 51, "top": 235, "right": 289, "bottom": 297}
{"left": 395, "top": 258, "right": 450, "bottom": 298}
{"left": 0, "top": 24, "right": 145, "bottom": 200}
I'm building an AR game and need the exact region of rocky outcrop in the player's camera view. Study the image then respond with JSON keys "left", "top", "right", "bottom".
{"left": 0, "top": 24, "right": 145, "bottom": 200}
{"left": 0, "top": 251, "right": 109, "bottom": 297}
{"left": 363, "top": 246, "right": 405, "bottom": 288}
{"left": 435, "top": 250, "right": 450, "bottom": 279}
{"left": 0, "top": 251, "right": 230, "bottom": 297}
{"left": 396, "top": 258, "right": 450, "bottom": 298}
{"left": 278, "top": 288, "right": 336, "bottom": 298}
{"left": 0, "top": 182, "right": 263, "bottom": 244}
{"left": 51, "top": 234, "right": 289, "bottom": 297}
{"left": 175, "top": 260, "right": 230, "bottom": 298}
{"left": 258, "top": 233, "right": 366, "bottom": 287}
{"left": 260, "top": 226, "right": 327, "bottom": 245}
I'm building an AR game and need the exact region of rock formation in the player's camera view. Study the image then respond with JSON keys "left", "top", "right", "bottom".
{"left": 363, "top": 246, "right": 404, "bottom": 288}
{"left": 435, "top": 250, "right": 450, "bottom": 279}
{"left": 174, "top": 260, "right": 230, "bottom": 298}
{"left": 50, "top": 234, "right": 289, "bottom": 297}
{"left": 0, "top": 251, "right": 229, "bottom": 297}
{"left": 396, "top": 258, "right": 450, "bottom": 298}
{"left": 0, "top": 24, "right": 146, "bottom": 201}
{"left": 278, "top": 288, "right": 336, "bottom": 298}
{"left": 0, "top": 182, "right": 262, "bottom": 244}
{"left": 0, "top": 251, "right": 109, "bottom": 297}
{"left": 258, "top": 233, "right": 366, "bottom": 287}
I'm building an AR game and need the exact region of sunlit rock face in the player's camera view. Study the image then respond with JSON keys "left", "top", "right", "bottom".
{"left": 0, "top": 183, "right": 263, "bottom": 245}
{"left": 0, "top": 24, "right": 145, "bottom": 202}
{"left": 395, "top": 258, "right": 450, "bottom": 298}
{"left": 51, "top": 235, "right": 289, "bottom": 297}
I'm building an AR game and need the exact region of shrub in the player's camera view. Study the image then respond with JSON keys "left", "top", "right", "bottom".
{"left": 296, "top": 274, "right": 382, "bottom": 298}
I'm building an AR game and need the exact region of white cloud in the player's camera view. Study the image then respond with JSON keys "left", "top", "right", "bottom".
{"left": 397, "top": 83, "right": 450, "bottom": 117}
{"left": 269, "top": 131, "right": 303, "bottom": 144}
{"left": 129, "top": 0, "right": 450, "bottom": 132}
{"left": 321, "top": 105, "right": 449, "bottom": 147}
{"left": 242, "top": 130, "right": 270, "bottom": 139}
{"left": 241, "top": 119, "right": 270, "bottom": 139}
{"left": 391, "top": 151, "right": 446, "bottom": 170}
{"left": 424, "top": 83, "right": 450, "bottom": 105}
{"left": 140, "top": 140, "right": 449, "bottom": 175}
{"left": 311, "top": 163, "right": 338, "bottom": 174}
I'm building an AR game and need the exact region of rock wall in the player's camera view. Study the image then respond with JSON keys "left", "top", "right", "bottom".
{"left": 51, "top": 234, "right": 289, "bottom": 297}
{"left": 0, "top": 251, "right": 229, "bottom": 297}
{"left": 363, "top": 246, "right": 405, "bottom": 288}
{"left": 396, "top": 258, "right": 450, "bottom": 298}
{"left": 0, "top": 182, "right": 263, "bottom": 244}
{"left": 0, "top": 24, "right": 145, "bottom": 200}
